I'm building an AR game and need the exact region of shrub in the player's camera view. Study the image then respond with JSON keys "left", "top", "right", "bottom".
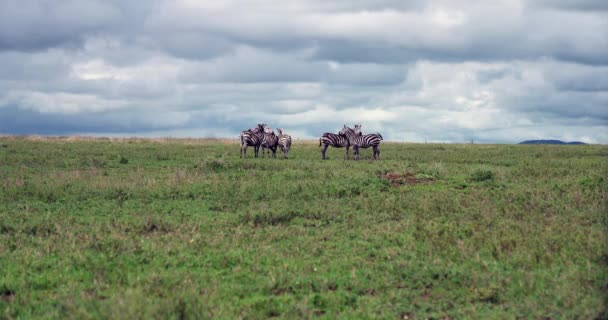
{"left": 470, "top": 169, "right": 494, "bottom": 182}
{"left": 420, "top": 162, "right": 446, "bottom": 180}
{"left": 198, "top": 154, "right": 229, "bottom": 172}
{"left": 156, "top": 153, "right": 170, "bottom": 161}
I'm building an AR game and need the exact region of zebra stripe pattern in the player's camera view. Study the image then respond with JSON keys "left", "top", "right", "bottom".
{"left": 339, "top": 124, "right": 383, "bottom": 160}
{"left": 239, "top": 123, "right": 266, "bottom": 158}
{"left": 277, "top": 128, "right": 292, "bottom": 159}
{"left": 318, "top": 132, "right": 352, "bottom": 160}
{"left": 261, "top": 126, "right": 279, "bottom": 158}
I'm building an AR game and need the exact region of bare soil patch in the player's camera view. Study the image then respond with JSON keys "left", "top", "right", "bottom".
{"left": 1, "top": 289, "right": 15, "bottom": 302}
{"left": 384, "top": 172, "right": 435, "bottom": 187}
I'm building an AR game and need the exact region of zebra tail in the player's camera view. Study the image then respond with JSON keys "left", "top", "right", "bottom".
{"left": 319, "top": 137, "right": 322, "bottom": 147}
{"left": 378, "top": 133, "right": 383, "bottom": 140}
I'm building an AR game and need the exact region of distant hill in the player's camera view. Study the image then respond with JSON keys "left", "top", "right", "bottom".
{"left": 519, "top": 139, "right": 586, "bottom": 145}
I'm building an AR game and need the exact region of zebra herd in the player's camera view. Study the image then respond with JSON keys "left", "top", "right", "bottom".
{"left": 240, "top": 124, "right": 292, "bottom": 158}
{"left": 240, "top": 124, "right": 383, "bottom": 160}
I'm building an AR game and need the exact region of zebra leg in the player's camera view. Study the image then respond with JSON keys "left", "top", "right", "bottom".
{"left": 345, "top": 146, "right": 350, "bottom": 160}
{"left": 239, "top": 135, "right": 244, "bottom": 158}
{"left": 355, "top": 146, "right": 360, "bottom": 160}
{"left": 254, "top": 145, "right": 259, "bottom": 158}
{"left": 321, "top": 144, "right": 329, "bottom": 160}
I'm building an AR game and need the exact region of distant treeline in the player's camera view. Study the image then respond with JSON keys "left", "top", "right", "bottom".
{"left": 519, "top": 139, "right": 586, "bottom": 145}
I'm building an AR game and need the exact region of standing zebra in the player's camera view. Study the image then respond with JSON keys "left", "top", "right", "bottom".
{"left": 319, "top": 127, "right": 362, "bottom": 160}
{"left": 239, "top": 123, "right": 265, "bottom": 158}
{"left": 277, "top": 128, "right": 292, "bottom": 159}
{"left": 261, "top": 125, "right": 279, "bottom": 158}
{"left": 339, "top": 124, "right": 383, "bottom": 160}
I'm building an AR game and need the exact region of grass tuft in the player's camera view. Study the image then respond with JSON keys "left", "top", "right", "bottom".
{"left": 470, "top": 168, "right": 495, "bottom": 182}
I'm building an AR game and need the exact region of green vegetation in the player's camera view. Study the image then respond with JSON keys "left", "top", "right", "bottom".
{"left": 1, "top": 137, "right": 606, "bottom": 319}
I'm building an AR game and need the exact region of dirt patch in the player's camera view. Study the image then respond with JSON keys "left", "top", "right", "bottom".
{"left": 145, "top": 223, "right": 160, "bottom": 233}
{"left": 1, "top": 289, "right": 15, "bottom": 302}
{"left": 142, "top": 222, "right": 174, "bottom": 235}
{"left": 384, "top": 172, "right": 435, "bottom": 187}
{"left": 271, "top": 287, "right": 292, "bottom": 295}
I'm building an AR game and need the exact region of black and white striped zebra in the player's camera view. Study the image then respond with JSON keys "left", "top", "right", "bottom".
{"left": 277, "top": 128, "right": 292, "bottom": 159}
{"left": 239, "top": 123, "right": 266, "bottom": 158}
{"left": 339, "top": 124, "right": 383, "bottom": 160}
{"left": 261, "top": 125, "right": 279, "bottom": 158}
{"left": 319, "top": 132, "right": 351, "bottom": 160}
{"left": 319, "top": 127, "right": 363, "bottom": 160}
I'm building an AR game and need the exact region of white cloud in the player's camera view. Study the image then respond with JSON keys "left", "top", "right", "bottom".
{"left": 2, "top": 91, "right": 128, "bottom": 114}
{"left": 0, "top": 0, "right": 606, "bottom": 143}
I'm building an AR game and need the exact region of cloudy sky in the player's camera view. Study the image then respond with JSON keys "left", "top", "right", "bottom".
{"left": 1, "top": 0, "right": 607, "bottom": 143}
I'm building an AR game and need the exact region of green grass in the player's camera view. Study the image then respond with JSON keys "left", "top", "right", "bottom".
{"left": 1, "top": 137, "right": 606, "bottom": 319}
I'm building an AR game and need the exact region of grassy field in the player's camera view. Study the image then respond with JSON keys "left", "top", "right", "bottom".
{"left": 0, "top": 136, "right": 606, "bottom": 319}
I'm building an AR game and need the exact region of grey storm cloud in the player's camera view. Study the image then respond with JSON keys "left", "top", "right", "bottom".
{"left": 0, "top": 0, "right": 607, "bottom": 143}
{"left": 0, "top": 0, "right": 123, "bottom": 51}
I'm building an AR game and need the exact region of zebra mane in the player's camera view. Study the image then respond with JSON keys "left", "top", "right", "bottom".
{"left": 339, "top": 125, "right": 356, "bottom": 136}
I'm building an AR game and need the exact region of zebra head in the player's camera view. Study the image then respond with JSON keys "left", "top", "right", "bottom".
{"left": 263, "top": 125, "right": 274, "bottom": 135}
{"left": 248, "top": 124, "right": 265, "bottom": 136}
{"left": 277, "top": 128, "right": 283, "bottom": 136}
{"left": 254, "top": 123, "right": 265, "bottom": 132}
{"left": 353, "top": 124, "right": 363, "bottom": 136}
{"left": 339, "top": 124, "right": 353, "bottom": 137}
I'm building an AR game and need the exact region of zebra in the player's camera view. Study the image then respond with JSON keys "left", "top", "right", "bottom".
{"left": 319, "top": 127, "right": 362, "bottom": 160}
{"left": 339, "top": 124, "right": 383, "bottom": 160}
{"left": 261, "top": 125, "right": 279, "bottom": 158}
{"left": 239, "top": 123, "right": 266, "bottom": 158}
{"left": 277, "top": 128, "right": 292, "bottom": 159}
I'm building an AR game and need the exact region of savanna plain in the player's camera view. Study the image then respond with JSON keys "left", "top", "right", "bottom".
{"left": 0, "top": 136, "right": 606, "bottom": 319}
